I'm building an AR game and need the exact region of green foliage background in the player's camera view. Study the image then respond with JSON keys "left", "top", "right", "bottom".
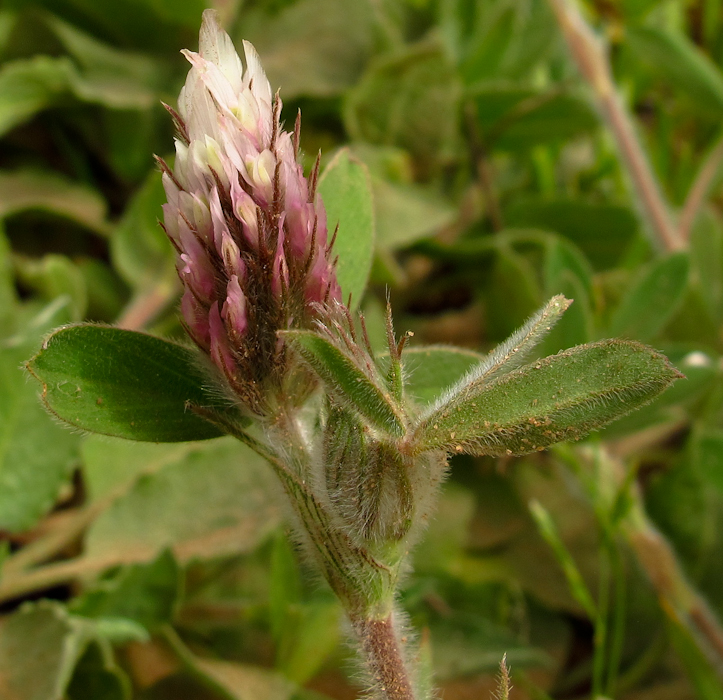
{"left": 2, "top": 0, "right": 723, "bottom": 698}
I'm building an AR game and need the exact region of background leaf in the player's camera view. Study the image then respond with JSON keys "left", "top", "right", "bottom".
{"left": 0, "top": 170, "right": 109, "bottom": 235}
{"left": 0, "top": 56, "right": 73, "bottom": 136}
{"left": 0, "top": 306, "right": 80, "bottom": 533}
{"left": 318, "top": 149, "right": 375, "bottom": 307}
{"left": 609, "top": 252, "right": 690, "bottom": 341}
{"left": 84, "top": 437, "right": 280, "bottom": 566}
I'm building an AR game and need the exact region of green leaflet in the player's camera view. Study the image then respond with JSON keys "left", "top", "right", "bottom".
{"left": 26, "top": 325, "right": 230, "bottom": 442}
{"left": 283, "top": 329, "right": 405, "bottom": 436}
{"left": 413, "top": 340, "right": 682, "bottom": 456}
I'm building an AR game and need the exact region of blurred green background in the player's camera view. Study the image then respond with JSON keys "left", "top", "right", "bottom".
{"left": 3, "top": 0, "right": 723, "bottom": 698}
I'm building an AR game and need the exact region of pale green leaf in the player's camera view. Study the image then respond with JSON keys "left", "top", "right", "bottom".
{"left": 84, "top": 437, "right": 280, "bottom": 565}
{"left": 0, "top": 308, "right": 80, "bottom": 533}
{"left": 240, "top": 0, "right": 375, "bottom": 98}
{"left": 344, "top": 41, "right": 461, "bottom": 171}
{"left": 373, "top": 177, "right": 456, "bottom": 250}
{"left": 0, "top": 602, "right": 95, "bottom": 700}
{"left": 46, "top": 14, "right": 161, "bottom": 109}
{"left": 318, "top": 149, "right": 375, "bottom": 306}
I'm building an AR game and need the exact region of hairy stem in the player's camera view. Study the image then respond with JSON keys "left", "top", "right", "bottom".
{"left": 548, "top": 0, "right": 684, "bottom": 253}
{"left": 353, "top": 613, "right": 417, "bottom": 700}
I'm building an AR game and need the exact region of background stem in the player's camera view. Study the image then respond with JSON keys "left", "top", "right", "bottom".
{"left": 679, "top": 129, "right": 723, "bottom": 242}
{"left": 548, "top": 0, "right": 684, "bottom": 253}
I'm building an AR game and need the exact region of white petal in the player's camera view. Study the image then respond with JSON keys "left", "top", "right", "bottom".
{"left": 199, "top": 9, "right": 244, "bottom": 94}
{"left": 182, "top": 50, "right": 238, "bottom": 115}
{"left": 242, "top": 40, "right": 272, "bottom": 108}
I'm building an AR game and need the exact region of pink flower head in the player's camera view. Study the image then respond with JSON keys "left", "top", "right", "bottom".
{"left": 159, "top": 10, "right": 340, "bottom": 412}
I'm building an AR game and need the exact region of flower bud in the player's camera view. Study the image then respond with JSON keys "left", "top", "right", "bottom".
{"left": 323, "top": 405, "right": 413, "bottom": 544}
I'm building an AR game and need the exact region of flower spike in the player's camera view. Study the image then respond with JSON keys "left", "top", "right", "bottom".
{"left": 159, "top": 9, "right": 340, "bottom": 413}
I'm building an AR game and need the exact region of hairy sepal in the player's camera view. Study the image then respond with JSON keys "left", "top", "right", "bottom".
{"left": 462, "top": 294, "right": 572, "bottom": 389}
{"left": 413, "top": 339, "right": 683, "bottom": 456}
{"left": 282, "top": 329, "right": 406, "bottom": 437}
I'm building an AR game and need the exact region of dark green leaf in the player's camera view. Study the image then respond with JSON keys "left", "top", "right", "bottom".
{"left": 66, "top": 642, "right": 130, "bottom": 700}
{"left": 414, "top": 339, "right": 681, "bottom": 456}
{"left": 397, "top": 298, "right": 570, "bottom": 410}
{"left": 474, "top": 89, "right": 598, "bottom": 151}
{"left": 693, "top": 430, "right": 723, "bottom": 495}
{"left": 544, "top": 237, "right": 594, "bottom": 301}
{"left": 690, "top": 210, "right": 723, "bottom": 324}
{"left": 486, "top": 247, "right": 542, "bottom": 339}
{"left": 609, "top": 252, "right": 689, "bottom": 342}
{"left": 283, "top": 329, "right": 405, "bottom": 436}
{"left": 27, "top": 325, "right": 228, "bottom": 442}
{"left": 277, "top": 599, "right": 340, "bottom": 685}
{"left": 163, "top": 626, "right": 295, "bottom": 700}
{"left": 541, "top": 239, "right": 595, "bottom": 354}
{"left": 77, "top": 258, "right": 128, "bottom": 322}
{"left": 269, "top": 531, "right": 302, "bottom": 642}
{"left": 505, "top": 199, "right": 638, "bottom": 270}
{"left": 449, "top": 0, "right": 556, "bottom": 84}
{"left": 318, "top": 149, "right": 375, "bottom": 306}
{"left": 626, "top": 25, "right": 723, "bottom": 115}
{"left": 430, "top": 611, "right": 550, "bottom": 678}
